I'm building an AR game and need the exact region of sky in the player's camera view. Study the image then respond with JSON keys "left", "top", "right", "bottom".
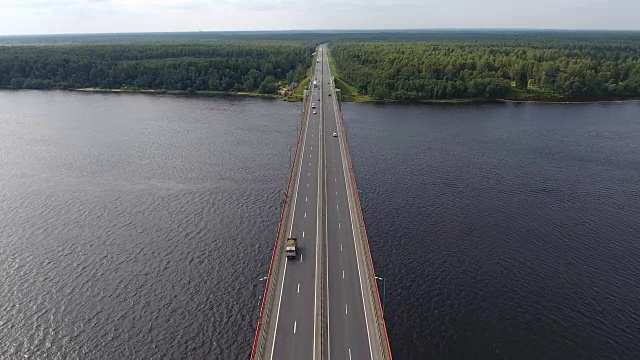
{"left": 0, "top": 0, "right": 638, "bottom": 36}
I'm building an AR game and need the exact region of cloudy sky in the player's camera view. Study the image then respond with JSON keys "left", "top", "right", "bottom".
{"left": 0, "top": 0, "right": 638, "bottom": 35}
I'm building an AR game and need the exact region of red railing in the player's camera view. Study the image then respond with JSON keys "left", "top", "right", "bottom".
{"left": 334, "top": 91, "right": 393, "bottom": 359}
{"left": 250, "top": 99, "right": 308, "bottom": 359}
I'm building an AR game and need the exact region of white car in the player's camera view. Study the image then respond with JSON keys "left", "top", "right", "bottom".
{"left": 332, "top": 132, "right": 338, "bottom": 137}
{"left": 313, "top": 110, "right": 317, "bottom": 114}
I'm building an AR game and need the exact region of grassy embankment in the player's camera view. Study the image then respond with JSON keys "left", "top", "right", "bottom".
{"left": 326, "top": 50, "right": 370, "bottom": 102}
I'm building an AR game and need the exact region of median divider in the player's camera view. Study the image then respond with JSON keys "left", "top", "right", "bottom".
{"left": 330, "top": 75, "right": 393, "bottom": 360}
{"left": 250, "top": 96, "right": 310, "bottom": 360}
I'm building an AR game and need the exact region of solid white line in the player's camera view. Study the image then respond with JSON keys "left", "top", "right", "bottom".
{"left": 297, "top": 283, "right": 300, "bottom": 293}
{"left": 269, "top": 83, "right": 311, "bottom": 360}
{"left": 294, "top": 321, "right": 297, "bottom": 334}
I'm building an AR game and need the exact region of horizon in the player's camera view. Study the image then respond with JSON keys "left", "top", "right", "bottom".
{"left": 1, "top": 0, "right": 638, "bottom": 36}
{"left": 3, "top": 28, "right": 640, "bottom": 38}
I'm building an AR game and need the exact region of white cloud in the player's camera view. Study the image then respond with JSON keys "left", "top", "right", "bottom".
{"left": 0, "top": 0, "right": 638, "bottom": 35}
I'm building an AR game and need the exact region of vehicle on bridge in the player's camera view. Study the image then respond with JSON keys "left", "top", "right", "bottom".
{"left": 285, "top": 238, "right": 297, "bottom": 259}
{"left": 332, "top": 132, "right": 338, "bottom": 137}
{"left": 312, "top": 103, "right": 316, "bottom": 109}
{"left": 313, "top": 110, "right": 317, "bottom": 114}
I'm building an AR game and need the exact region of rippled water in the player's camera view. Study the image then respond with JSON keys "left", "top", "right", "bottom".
{"left": 343, "top": 101, "right": 640, "bottom": 359}
{"left": 2, "top": 91, "right": 639, "bottom": 359}
{"left": 0, "top": 91, "right": 298, "bottom": 359}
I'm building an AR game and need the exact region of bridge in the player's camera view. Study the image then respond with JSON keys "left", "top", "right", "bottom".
{"left": 251, "top": 44, "right": 392, "bottom": 360}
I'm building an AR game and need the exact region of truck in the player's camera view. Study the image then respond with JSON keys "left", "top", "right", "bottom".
{"left": 286, "top": 238, "right": 297, "bottom": 259}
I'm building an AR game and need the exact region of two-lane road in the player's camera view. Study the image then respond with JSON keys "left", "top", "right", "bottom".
{"left": 265, "top": 50, "right": 325, "bottom": 359}
{"left": 319, "top": 44, "right": 373, "bottom": 360}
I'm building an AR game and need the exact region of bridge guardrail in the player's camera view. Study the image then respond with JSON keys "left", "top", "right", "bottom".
{"left": 250, "top": 95, "right": 310, "bottom": 360}
{"left": 330, "top": 75, "right": 393, "bottom": 360}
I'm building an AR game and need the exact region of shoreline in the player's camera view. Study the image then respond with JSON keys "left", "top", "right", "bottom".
{"left": 71, "top": 88, "right": 302, "bottom": 101}
{"left": 2, "top": 88, "right": 639, "bottom": 105}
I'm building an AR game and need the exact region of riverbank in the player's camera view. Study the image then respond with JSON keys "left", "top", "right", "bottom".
{"left": 67, "top": 88, "right": 301, "bottom": 101}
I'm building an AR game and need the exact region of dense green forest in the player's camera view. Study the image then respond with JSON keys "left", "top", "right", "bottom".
{"left": 2, "top": 31, "right": 640, "bottom": 101}
{"left": 0, "top": 41, "right": 315, "bottom": 93}
{"left": 330, "top": 40, "right": 640, "bottom": 101}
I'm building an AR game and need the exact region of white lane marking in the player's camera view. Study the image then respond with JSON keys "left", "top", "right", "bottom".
{"left": 345, "top": 304, "right": 348, "bottom": 315}
{"left": 343, "top": 270, "right": 345, "bottom": 279}
{"left": 306, "top": 197, "right": 308, "bottom": 202}
{"left": 297, "top": 284, "right": 300, "bottom": 293}
{"left": 293, "top": 321, "right": 297, "bottom": 334}
{"left": 308, "top": 172, "right": 311, "bottom": 176}
{"left": 337, "top": 204, "right": 339, "bottom": 210}
{"left": 335, "top": 178, "right": 337, "bottom": 183}
{"left": 340, "top": 244, "right": 343, "bottom": 251}
{"left": 311, "top": 146, "right": 313, "bottom": 150}
{"left": 270, "top": 85, "right": 311, "bottom": 360}
{"left": 313, "top": 79, "right": 324, "bottom": 360}
{"left": 309, "top": 162, "right": 311, "bottom": 166}
{"left": 339, "top": 222, "right": 341, "bottom": 229}
{"left": 304, "top": 212, "right": 307, "bottom": 218}
{"left": 307, "top": 183, "right": 309, "bottom": 188}
{"left": 303, "top": 231, "right": 305, "bottom": 238}
{"left": 349, "top": 348, "right": 352, "bottom": 360}
{"left": 336, "top": 99, "right": 375, "bottom": 359}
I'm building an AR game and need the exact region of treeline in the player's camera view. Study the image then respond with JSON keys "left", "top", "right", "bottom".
{"left": 0, "top": 41, "right": 315, "bottom": 93}
{"left": 329, "top": 40, "right": 640, "bottom": 101}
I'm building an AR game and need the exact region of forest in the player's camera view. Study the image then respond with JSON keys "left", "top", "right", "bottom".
{"left": 0, "top": 41, "right": 315, "bottom": 94}
{"left": 2, "top": 31, "right": 640, "bottom": 101}
{"left": 329, "top": 39, "right": 640, "bottom": 101}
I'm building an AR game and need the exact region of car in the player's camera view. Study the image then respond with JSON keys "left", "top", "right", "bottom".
{"left": 328, "top": 93, "right": 331, "bottom": 96}
{"left": 313, "top": 110, "right": 317, "bottom": 114}
{"left": 332, "top": 132, "right": 338, "bottom": 137}
{"left": 311, "top": 103, "right": 316, "bottom": 108}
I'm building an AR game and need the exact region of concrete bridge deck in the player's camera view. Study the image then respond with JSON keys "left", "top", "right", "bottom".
{"left": 251, "top": 44, "right": 392, "bottom": 360}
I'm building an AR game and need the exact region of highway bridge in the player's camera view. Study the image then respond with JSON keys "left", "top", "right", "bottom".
{"left": 251, "top": 44, "right": 392, "bottom": 360}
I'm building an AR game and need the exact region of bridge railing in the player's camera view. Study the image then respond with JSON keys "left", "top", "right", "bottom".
{"left": 250, "top": 94, "right": 309, "bottom": 360}
{"left": 330, "top": 75, "right": 393, "bottom": 360}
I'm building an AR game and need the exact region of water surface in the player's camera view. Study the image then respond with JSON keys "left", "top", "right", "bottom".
{"left": 343, "top": 101, "right": 640, "bottom": 359}
{"left": 0, "top": 90, "right": 298, "bottom": 359}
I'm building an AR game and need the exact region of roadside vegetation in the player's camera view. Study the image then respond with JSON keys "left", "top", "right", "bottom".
{"left": 329, "top": 38, "right": 640, "bottom": 102}
{"left": 0, "top": 41, "right": 316, "bottom": 96}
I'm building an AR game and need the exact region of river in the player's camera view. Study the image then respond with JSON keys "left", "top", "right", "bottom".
{"left": 1, "top": 90, "right": 639, "bottom": 359}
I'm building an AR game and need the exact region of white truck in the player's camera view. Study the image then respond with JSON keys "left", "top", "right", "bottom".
{"left": 286, "top": 238, "right": 297, "bottom": 259}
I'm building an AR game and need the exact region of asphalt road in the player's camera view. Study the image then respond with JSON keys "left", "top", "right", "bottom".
{"left": 319, "top": 45, "right": 373, "bottom": 360}
{"left": 264, "top": 44, "right": 373, "bottom": 360}
{"left": 265, "top": 49, "right": 324, "bottom": 359}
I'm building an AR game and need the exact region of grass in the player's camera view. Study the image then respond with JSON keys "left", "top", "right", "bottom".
{"left": 327, "top": 49, "right": 371, "bottom": 102}
{"left": 294, "top": 50, "right": 319, "bottom": 98}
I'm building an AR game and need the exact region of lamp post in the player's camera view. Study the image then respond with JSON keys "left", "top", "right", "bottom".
{"left": 375, "top": 276, "right": 387, "bottom": 313}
